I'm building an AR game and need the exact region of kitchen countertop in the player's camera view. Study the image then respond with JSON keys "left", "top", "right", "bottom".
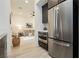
{"left": 38, "top": 30, "right": 48, "bottom": 32}
{"left": 0, "top": 32, "right": 7, "bottom": 39}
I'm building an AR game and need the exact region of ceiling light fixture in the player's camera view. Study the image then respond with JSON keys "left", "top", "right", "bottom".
{"left": 25, "top": 0, "right": 29, "bottom": 3}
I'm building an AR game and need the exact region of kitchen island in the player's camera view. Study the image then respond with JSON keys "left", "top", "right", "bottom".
{"left": 0, "top": 32, "right": 7, "bottom": 58}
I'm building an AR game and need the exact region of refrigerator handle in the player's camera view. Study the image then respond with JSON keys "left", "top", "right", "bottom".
{"left": 58, "top": 8, "right": 64, "bottom": 40}
{"left": 48, "top": 37, "right": 72, "bottom": 47}
{"left": 54, "top": 40, "right": 72, "bottom": 47}
{"left": 55, "top": 9, "right": 57, "bottom": 36}
{"left": 55, "top": 8, "right": 58, "bottom": 38}
{"left": 55, "top": 6, "right": 60, "bottom": 38}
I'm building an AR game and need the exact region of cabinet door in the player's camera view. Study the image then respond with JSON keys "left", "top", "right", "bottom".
{"left": 48, "top": 0, "right": 65, "bottom": 9}
{"left": 48, "top": 0, "right": 58, "bottom": 9}
{"left": 42, "top": 3, "right": 48, "bottom": 23}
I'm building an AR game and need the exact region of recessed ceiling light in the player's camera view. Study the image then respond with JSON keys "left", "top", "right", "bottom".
{"left": 25, "top": 0, "right": 29, "bottom": 3}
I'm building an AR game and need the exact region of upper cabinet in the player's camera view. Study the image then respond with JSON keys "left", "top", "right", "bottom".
{"left": 48, "top": 0, "right": 66, "bottom": 9}
{"left": 42, "top": 3, "right": 48, "bottom": 24}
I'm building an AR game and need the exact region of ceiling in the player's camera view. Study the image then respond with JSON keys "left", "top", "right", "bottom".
{"left": 11, "top": 0, "right": 35, "bottom": 18}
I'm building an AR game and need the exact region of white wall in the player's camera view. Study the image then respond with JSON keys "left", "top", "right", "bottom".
{"left": 36, "top": 0, "right": 47, "bottom": 6}
{"left": 0, "top": 0, "right": 11, "bottom": 56}
{"left": 35, "top": 0, "right": 47, "bottom": 46}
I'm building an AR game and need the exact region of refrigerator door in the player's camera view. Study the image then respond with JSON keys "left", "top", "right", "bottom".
{"left": 58, "top": 0, "right": 73, "bottom": 43}
{"left": 48, "top": 38, "right": 73, "bottom": 58}
{"left": 48, "top": 0, "right": 73, "bottom": 58}
{"left": 48, "top": 6, "right": 56, "bottom": 38}
{"left": 48, "top": 5, "right": 60, "bottom": 39}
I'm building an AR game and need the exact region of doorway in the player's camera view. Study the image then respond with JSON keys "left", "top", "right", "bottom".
{"left": 9, "top": 0, "right": 36, "bottom": 56}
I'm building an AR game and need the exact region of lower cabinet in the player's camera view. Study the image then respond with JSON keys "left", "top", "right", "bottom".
{"left": 38, "top": 40, "right": 48, "bottom": 51}
{"left": 38, "top": 32, "right": 48, "bottom": 51}
{"left": 0, "top": 35, "right": 7, "bottom": 58}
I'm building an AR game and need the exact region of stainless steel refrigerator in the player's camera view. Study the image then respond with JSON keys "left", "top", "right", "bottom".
{"left": 48, "top": 0, "right": 73, "bottom": 58}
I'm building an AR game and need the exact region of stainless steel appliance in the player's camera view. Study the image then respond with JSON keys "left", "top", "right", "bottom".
{"left": 48, "top": 0, "right": 73, "bottom": 58}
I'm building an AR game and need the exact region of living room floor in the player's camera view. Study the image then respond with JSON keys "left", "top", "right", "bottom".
{"left": 8, "top": 37, "right": 51, "bottom": 58}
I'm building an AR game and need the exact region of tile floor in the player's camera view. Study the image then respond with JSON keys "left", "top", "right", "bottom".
{"left": 8, "top": 36, "right": 51, "bottom": 58}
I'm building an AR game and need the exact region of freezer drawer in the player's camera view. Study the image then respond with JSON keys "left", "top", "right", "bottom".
{"left": 48, "top": 38, "right": 73, "bottom": 58}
